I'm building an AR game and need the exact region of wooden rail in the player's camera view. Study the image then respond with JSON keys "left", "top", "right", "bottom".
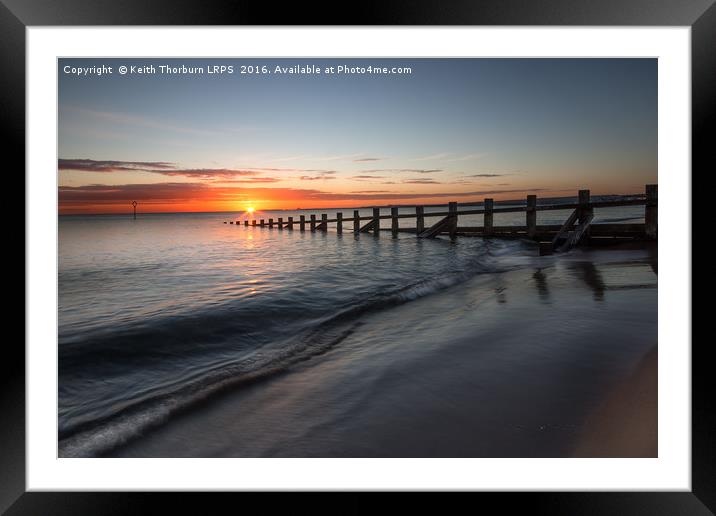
{"left": 226, "top": 185, "right": 657, "bottom": 254}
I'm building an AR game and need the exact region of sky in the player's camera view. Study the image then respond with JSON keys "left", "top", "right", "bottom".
{"left": 58, "top": 58, "right": 657, "bottom": 214}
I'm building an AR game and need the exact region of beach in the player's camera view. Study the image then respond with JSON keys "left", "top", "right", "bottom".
{"left": 58, "top": 211, "right": 656, "bottom": 457}
{"left": 107, "top": 246, "right": 656, "bottom": 457}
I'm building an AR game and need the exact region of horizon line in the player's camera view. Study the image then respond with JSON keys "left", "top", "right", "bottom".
{"left": 57, "top": 190, "right": 649, "bottom": 217}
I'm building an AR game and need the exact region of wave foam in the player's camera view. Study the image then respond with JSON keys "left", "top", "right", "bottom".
{"left": 59, "top": 241, "right": 521, "bottom": 457}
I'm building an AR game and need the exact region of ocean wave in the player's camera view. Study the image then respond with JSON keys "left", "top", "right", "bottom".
{"left": 59, "top": 241, "right": 519, "bottom": 457}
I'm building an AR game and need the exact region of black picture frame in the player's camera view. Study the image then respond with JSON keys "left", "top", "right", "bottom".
{"left": 4, "top": 1, "right": 710, "bottom": 513}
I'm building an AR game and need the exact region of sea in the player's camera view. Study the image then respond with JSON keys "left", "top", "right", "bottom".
{"left": 58, "top": 199, "right": 657, "bottom": 457}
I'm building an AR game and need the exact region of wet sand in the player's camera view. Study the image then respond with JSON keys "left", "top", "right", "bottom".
{"left": 573, "top": 345, "right": 657, "bottom": 457}
{"left": 107, "top": 247, "right": 657, "bottom": 458}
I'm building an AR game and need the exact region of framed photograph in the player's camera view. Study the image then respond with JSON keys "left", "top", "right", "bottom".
{"left": 6, "top": 0, "right": 709, "bottom": 513}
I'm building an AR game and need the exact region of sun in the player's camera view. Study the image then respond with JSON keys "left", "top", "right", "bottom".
{"left": 246, "top": 206, "right": 255, "bottom": 214}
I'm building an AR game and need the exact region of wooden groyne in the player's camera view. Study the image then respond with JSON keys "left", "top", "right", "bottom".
{"left": 225, "top": 185, "right": 657, "bottom": 254}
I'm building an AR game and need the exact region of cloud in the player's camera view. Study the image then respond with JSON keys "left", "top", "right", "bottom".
{"left": 58, "top": 159, "right": 174, "bottom": 172}
{"left": 466, "top": 173, "right": 506, "bottom": 178}
{"left": 299, "top": 176, "right": 336, "bottom": 181}
{"left": 59, "top": 158, "right": 271, "bottom": 179}
{"left": 350, "top": 175, "right": 386, "bottom": 180}
{"left": 350, "top": 190, "right": 392, "bottom": 193}
{"left": 216, "top": 177, "right": 281, "bottom": 183}
{"left": 353, "top": 157, "right": 383, "bottom": 162}
{"left": 156, "top": 168, "right": 263, "bottom": 179}
{"left": 59, "top": 183, "right": 212, "bottom": 203}
{"left": 401, "top": 178, "right": 441, "bottom": 184}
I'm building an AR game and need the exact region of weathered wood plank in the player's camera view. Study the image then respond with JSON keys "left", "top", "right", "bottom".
{"left": 359, "top": 219, "right": 377, "bottom": 233}
{"left": 310, "top": 214, "right": 316, "bottom": 232}
{"left": 418, "top": 216, "right": 453, "bottom": 238}
{"left": 578, "top": 189, "right": 592, "bottom": 240}
{"left": 336, "top": 212, "right": 343, "bottom": 234}
{"left": 287, "top": 216, "right": 294, "bottom": 230}
{"left": 556, "top": 212, "right": 594, "bottom": 252}
{"left": 353, "top": 210, "right": 360, "bottom": 233}
{"left": 457, "top": 223, "right": 645, "bottom": 235}
{"left": 551, "top": 209, "right": 579, "bottom": 247}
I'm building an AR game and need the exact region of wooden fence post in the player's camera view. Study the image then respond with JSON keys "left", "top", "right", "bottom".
{"left": 416, "top": 206, "right": 424, "bottom": 234}
{"left": 299, "top": 215, "right": 306, "bottom": 231}
{"left": 578, "top": 190, "right": 592, "bottom": 220}
{"left": 391, "top": 207, "right": 399, "bottom": 237}
{"left": 372, "top": 207, "right": 380, "bottom": 236}
{"left": 353, "top": 210, "right": 360, "bottom": 233}
{"left": 260, "top": 219, "right": 265, "bottom": 227}
{"left": 310, "top": 214, "right": 316, "bottom": 232}
{"left": 321, "top": 213, "right": 328, "bottom": 232}
{"left": 645, "top": 184, "right": 657, "bottom": 239}
{"left": 287, "top": 216, "right": 294, "bottom": 230}
{"left": 252, "top": 220, "right": 256, "bottom": 227}
{"left": 448, "top": 202, "right": 458, "bottom": 239}
{"left": 244, "top": 220, "right": 249, "bottom": 226}
{"left": 277, "top": 217, "right": 283, "bottom": 230}
{"left": 484, "top": 198, "right": 494, "bottom": 236}
{"left": 268, "top": 218, "right": 274, "bottom": 228}
{"left": 336, "top": 212, "right": 343, "bottom": 234}
{"left": 526, "top": 195, "right": 537, "bottom": 239}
